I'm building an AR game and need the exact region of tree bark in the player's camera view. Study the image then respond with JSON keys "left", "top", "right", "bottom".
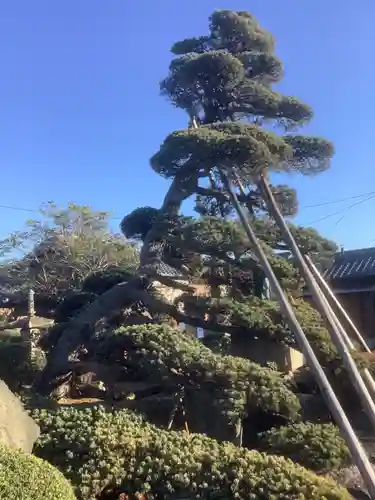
{"left": 39, "top": 174, "right": 197, "bottom": 391}
{"left": 140, "top": 173, "right": 197, "bottom": 266}
{"left": 38, "top": 277, "right": 145, "bottom": 389}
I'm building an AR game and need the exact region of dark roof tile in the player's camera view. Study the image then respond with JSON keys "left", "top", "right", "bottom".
{"left": 156, "top": 261, "right": 185, "bottom": 278}
{"left": 325, "top": 247, "right": 375, "bottom": 280}
{"left": 146, "top": 241, "right": 186, "bottom": 278}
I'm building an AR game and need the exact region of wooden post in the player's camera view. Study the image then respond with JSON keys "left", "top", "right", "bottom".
{"left": 258, "top": 174, "right": 375, "bottom": 429}
{"left": 305, "top": 255, "right": 371, "bottom": 353}
{"left": 220, "top": 171, "right": 375, "bottom": 498}
{"left": 305, "top": 255, "right": 375, "bottom": 398}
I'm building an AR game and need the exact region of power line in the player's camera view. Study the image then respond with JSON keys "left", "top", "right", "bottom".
{"left": 0, "top": 189, "right": 374, "bottom": 222}
{"left": 300, "top": 191, "right": 375, "bottom": 209}
{"left": 0, "top": 203, "right": 123, "bottom": 220}
{"left": 0, "top": 205, "right": 37, "bottom": 214}
{"left": 306, "top": 194, "right": 375, "bottom": 225}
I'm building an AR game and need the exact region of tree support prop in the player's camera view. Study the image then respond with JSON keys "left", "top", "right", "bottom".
{"left": 304, "top": 254, "right": 375, "bottom": 399}
{"left": 167, "top": 385, "right": 189, "bottom": 434}
{"left": 258, "top": 174, "right": 375, "bottom": 429}
{"left": 305, "top": 255, "right": 370, "bottom": 352}
{"left": 219, "top": 170, "right": 375, "bottom": 500}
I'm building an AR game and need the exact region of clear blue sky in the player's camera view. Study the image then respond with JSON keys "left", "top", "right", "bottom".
{"left": 0, "top": 1, "right": 374, "bottom": 250}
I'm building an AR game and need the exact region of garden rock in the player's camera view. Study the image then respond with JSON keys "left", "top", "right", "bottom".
{"left": 0, "top": 379, "right": 40, "bottom": 453}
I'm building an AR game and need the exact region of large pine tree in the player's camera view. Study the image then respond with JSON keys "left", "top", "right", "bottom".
{"left": 41, "top": 9, "right": 337, "bottom": 397}
{"left": 118, "top": 9, "right": 336, "bottom": 355}
{"left": 28, "top": 12, "right": 369, "bottom": 499}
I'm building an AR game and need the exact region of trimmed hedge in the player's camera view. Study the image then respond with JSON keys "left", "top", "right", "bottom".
{"left": 180, "top": 294, "right": 339, "bottom": 365}
{"left": 32, "top": 405, "right": 350, "bottom": 500}
{"left": 93, "top": 324, "right": 301, "bottom": 432}
{"left": 0, "top": 444, "right": 76, "bottom": 500}
{"left": 258, "top": 422, "right": 351, "bottom": 472}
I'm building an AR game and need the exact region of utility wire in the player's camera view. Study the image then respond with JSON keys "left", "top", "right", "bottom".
{"left": 301, "top": 191, "right": 375, "bottom": 209}
{"left": 306, "top": 194, "right": 375, "bottom": 225}
{"left": 0, "top": 190, "right": 374, "bottom": 220}
{"left": 0, "top": 203, "right": 123, "bottom": 220}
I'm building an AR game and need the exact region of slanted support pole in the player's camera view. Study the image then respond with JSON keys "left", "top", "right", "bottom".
{"left": 305, "top": 255, "right": 371, "bottom": 353}
{"left": 219, "top": 170, "right": 375, "bottom": 499}
{"left": 304, "top": 255, "right": 375, "bottom": 399}
{"left": 258, "top": 174, "right": 375, "bottom": 427}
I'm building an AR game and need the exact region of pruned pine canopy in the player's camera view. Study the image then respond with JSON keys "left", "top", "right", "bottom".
{"left": 157, "top": 10, "right": 334, "bottom": 186}
{"left": 151, "top": 123, "right": 333, "bottom": 184}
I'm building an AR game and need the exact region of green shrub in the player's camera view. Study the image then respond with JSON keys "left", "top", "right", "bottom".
{"left": 0, "top": 328, "right": 22, "bottom": 341}
{"left": 258, "top": 422, "right": 351, "bottom": 472}
{"left": 201, "top": 331, "right": 231, "bottom": 355}
{"left": 93, "top": 324, "right": 301, "bottom": 432}
{"left": 0, "top": 341, "right": 35, "bottom": 390}
{"left": 32, "top": 405, "right": 350, "bottom": 500}
{"left": 181, "top": 294, "right": 339, "bottom": 366}
{"left": 0, "top": 444, "right": 76, "bottom": 500}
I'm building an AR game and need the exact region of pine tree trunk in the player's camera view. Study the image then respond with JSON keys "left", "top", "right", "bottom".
{"left": 39, "top": 175, "right": 197, "bottom": 392}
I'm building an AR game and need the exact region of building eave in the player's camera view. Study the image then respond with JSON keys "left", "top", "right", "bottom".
{"left": 303, "top": 285, "right": 375, "bottom": 298}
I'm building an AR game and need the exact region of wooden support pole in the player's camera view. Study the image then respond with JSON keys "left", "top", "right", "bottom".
{"left": 305, "top": 255, "right": 371, "bottom": 353}
{"left": 220, "top": 171, "right": 375, "bottom": 499}
{"left": 258, "top": 174, "right": 375, "bottom": 429}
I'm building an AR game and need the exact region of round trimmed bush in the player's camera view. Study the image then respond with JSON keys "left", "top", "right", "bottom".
{"left": 258, "top": 422, "right": 351, "bottom": 472}
{"left": 0, "top": 444, "right": 76, "bottom": 500}
{"left": 32, "top": 405, "right": 350, "bottom": 500}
